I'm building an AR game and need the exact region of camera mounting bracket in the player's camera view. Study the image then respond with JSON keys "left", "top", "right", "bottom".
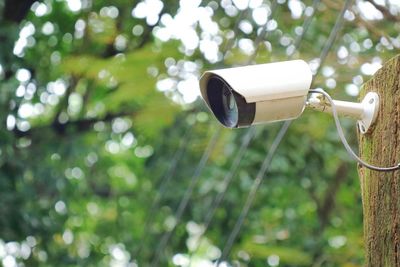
{"left": 306, "top": 89, "right": 379, "bottom": 134}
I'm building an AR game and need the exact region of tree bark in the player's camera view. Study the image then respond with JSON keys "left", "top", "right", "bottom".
{"left": 358, "top": 54, "right": 400, "bottom": 266}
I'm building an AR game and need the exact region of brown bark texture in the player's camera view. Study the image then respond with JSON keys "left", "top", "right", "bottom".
{"left": 358, "top": 54, "right": 400, "bottom": 266}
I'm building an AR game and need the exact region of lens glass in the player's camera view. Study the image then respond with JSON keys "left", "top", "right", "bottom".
{"left": 221, "top": 85, "right": 238, "bottom": 126}
{"left": 206, "top": 76, "right": 239, "bottom": 127}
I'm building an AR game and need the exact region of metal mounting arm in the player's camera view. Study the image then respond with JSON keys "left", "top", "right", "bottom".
{"left": 306, "top": 89, "right": 379, "bottom": 134}
{"left": 307, "top": 89, "right": 399, "bottom": 172}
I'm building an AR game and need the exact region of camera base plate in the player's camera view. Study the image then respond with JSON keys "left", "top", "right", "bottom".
{"left": 357, "top": 92, "right": 379, "bottom": 134}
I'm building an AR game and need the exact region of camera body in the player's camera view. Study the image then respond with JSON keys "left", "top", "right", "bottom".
{"left": 199, "top": 60, "right": 313, "bottom": 128}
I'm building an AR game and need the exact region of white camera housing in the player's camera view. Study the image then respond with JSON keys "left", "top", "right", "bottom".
{"left": 199, "top": 60, "right": 313, "bottom": 128}
{"left": 198, "top": 60, "right": 396, "bottom": 171}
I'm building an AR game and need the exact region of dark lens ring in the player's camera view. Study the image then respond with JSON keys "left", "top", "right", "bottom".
{"left": 206, "top": 75, "right": 256, "bottom": 128}
{"left": 206, "top": 76, "right": 238, "bottom": 127}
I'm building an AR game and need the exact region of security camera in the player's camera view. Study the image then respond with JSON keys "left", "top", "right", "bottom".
{"left": 199, "top": 60, "right": 400, "bottom": 172}
{"left": 199, "top": 60, "right": 313, "bottom": 128}
{"left": 199, "top": 60, "right": 379, "bottom": 133}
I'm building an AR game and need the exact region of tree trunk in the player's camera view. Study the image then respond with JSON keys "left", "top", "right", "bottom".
{"left": 358, "top": 54, "right": 400, "bottom": 266}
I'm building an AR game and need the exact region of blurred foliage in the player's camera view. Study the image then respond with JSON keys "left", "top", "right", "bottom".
{"left": 0, "top": 0, "right": 399, "bottom": 266}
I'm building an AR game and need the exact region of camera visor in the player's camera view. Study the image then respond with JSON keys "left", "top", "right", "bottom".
{"left": 206, "top": 76, "right": 255, "bottom": 128}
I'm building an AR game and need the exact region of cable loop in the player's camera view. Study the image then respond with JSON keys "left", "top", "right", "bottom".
{"left": 308, "top": 89, "right": 400, "bottom": 172}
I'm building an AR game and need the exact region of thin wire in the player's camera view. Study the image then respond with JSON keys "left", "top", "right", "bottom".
{"left": 216, "top": 0, "right": 353, "bottom": 264}
{"left": 138, "top": 8, "right": 250, "bottom": 266}
{"left": 222, "top": 8, "right": 249, "bottom": 56}
{"left": 189, "top": 0, "right": 320, "bottom": 262}
{"left": 246, "top": 0, "right": 279, "bottom": 63}
{"left": 149, "top": 7, "right": 253, "bottom": 265}
{"left": 187, "top": 127, "right": 256, "bottom": 262}
{"left": 308, "top": 89, "right": 400, "bottom": 172}
{"left": 289, "top": 0, "right": 321, "bottom": 57}
{"left": 187, "top": 1, "right": 281, "bottom": 261}
{"left": 217, "top": 121, "right": 291, "bottom": 265}
{"left": 193, "top": 0, "right": 321, "bottom": 257}
{"left": 151, "top": 127, "right": 221, "bottom": 266}
{"left": 314, "top": 0, "right": 353, "bottom": 77}
{"left": 135, "top": 10, "right": 250, "bottom": 266}
{"left": 133, "top": 123, "right": 194, "bottom": 259}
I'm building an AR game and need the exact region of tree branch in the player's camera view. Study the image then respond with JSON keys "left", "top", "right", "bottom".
{"left": 14, "top": 110, "right": 135, "bottom": 138}
{"left": 52, "top": 76, "right": 78, "bottom": 126}
{"left": 354, "top": 15, "right": 397, "bottom": 47}
{"left": 364, "top": 0, "right": 400, "bottom": 22}
{"left": 317, "top": 163, "right": 348, "bottom": 230}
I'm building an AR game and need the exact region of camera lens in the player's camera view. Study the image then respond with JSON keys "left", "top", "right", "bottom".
{"left": 221, "top": 85, "right": 238, "bottom": 125}
{"left": 206, "top": 77, "right": 238, "bottom": 127}
{"left": 224, "top": 88, "right": 236, "bottom": 110}
{"left": 205, "top": 75, "right": 255, "bottom": 128}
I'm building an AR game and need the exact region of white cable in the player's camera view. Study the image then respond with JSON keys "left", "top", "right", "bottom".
{"left": 308, "top": 89, "right": 400, "bottom": 172}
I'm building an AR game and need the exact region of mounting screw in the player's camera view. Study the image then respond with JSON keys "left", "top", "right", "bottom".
{"left": 360, "top": 124, "right": 366, "bottom": 133}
